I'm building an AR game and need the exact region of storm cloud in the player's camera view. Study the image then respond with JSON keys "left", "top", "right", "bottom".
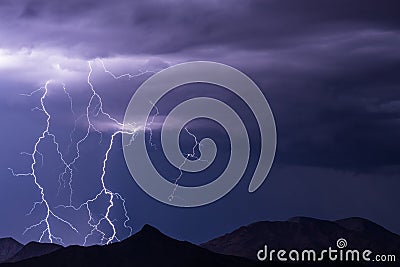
{"left": 1, "top": 0, "right": 399, "bottom": 172}
{"left": 0, "top": 0, "right": 398, "bottom": 55}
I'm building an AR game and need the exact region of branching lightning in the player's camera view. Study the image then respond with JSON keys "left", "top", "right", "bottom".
{"left": 9, "top": 81, "right": 79, "bottom": 245}
{"left": 168, "top": 127, "right": 203, "bottom": 202}
{"left": 145, "top": 101, "right": 159, "bottom": 150}
{"left": 9, "top": 59, "right": 154, "bottom": 245}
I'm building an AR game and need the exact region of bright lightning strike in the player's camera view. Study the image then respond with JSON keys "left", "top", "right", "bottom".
{"left": 168, "top": 127, "right": 204, "bottom": 202}
{"left": 146, "top": 101, "right": 160, "bottom": 150}
{"left": 9, "top": 81, "right": 79, "bottom": 245}
{"left": 9, "top": 59, "right": 153, "bottom": 246}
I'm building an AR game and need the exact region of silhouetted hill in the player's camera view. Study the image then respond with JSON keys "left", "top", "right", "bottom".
{"left": 1, "top": 219, "right": 399, "bottom": 267}
{"left": 0, "top": 239, "right": 23, "bottom": 263}
{"left": 1, "top": 225, "right": 258, "bottom": 267}
{"left": 335, "top": 217, "right": 396, "bottom": 239}
{"left": 201, "top": 217, "right": 400, "bottom": 264}
{"left": 6, "top": 242, "right": 61, "bottom": 263}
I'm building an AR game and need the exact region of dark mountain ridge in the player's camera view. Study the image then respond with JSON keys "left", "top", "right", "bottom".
{"left": 0, "top": 238, "right": 62, "bottom": 264}
{"left": 1, "top": 217, "right": 398, "bottom": 266}
{"left": 202, "top": 216, "right": 400, "bottom": 263}
{"left": 6, "top": 242, "right": 62, "bottom": 263}
{"left": 1, "top": 225, "right": 257, "bottom": 267}
{"left": 0, "top": 238, "right": 23, "bottom": 263}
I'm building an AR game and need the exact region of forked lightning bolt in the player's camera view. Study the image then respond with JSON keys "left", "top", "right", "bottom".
{"left": 146, "top": 101, "right": 159, "bottom": 150}
{"left": 9, "top": 59, "right": 153, "bottom": 245}
{"left": 9, "top": 81, "right": 79, "bottom": 244}
{"left": 168, "top": 127, "right": 205, "bottom": 202}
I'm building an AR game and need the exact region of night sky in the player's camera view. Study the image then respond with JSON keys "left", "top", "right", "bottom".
{"left": 0, "top": 0, "right": 399, "bottom": 246}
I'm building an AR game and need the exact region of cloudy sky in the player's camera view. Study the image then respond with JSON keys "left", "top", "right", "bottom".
{"left": 0, "top": 0, "right": 399, "bottom": 245}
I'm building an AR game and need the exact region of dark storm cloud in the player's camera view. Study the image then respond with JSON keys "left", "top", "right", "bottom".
{"left": 19, "top": 0, "right": 97, "bottom": 19}
{"left": 259, "top": 28, "right": 400, "bottom": 172}
{"left": 1, "top": 0, "right": 399, "bottom": 173}
{"left": 0, "top": 0, "right": 399, "bottom": 56}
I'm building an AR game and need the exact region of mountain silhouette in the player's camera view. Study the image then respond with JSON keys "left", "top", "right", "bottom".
{"left": 202, "top": 217, "right": 400, "bottom": 263}
{"left": 0, "top": 238, "right": 23, "bottom": 263}
{"left": 6, "top": 242, "right": 61, "bottom": 263}
{"left": 0, "top": 238, "right": 62, "bottom": 264}
{"left": 1, "top": 225, "right": 257, "bottom": 267}
{"left": 1, "top": 218, "right": 399, "bottom": 266}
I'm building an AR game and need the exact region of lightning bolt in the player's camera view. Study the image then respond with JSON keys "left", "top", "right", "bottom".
{"left": 9, "top": 59, "right": 153, "bottom": 245}
{"left": 8, "top": 81, "right": 79, "bottom": 245}
{"left": 146, "top": 101, "right": 159, "bottom": 150}
{"left": 168, "top": 127, "right": 203, "bottom": 202}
